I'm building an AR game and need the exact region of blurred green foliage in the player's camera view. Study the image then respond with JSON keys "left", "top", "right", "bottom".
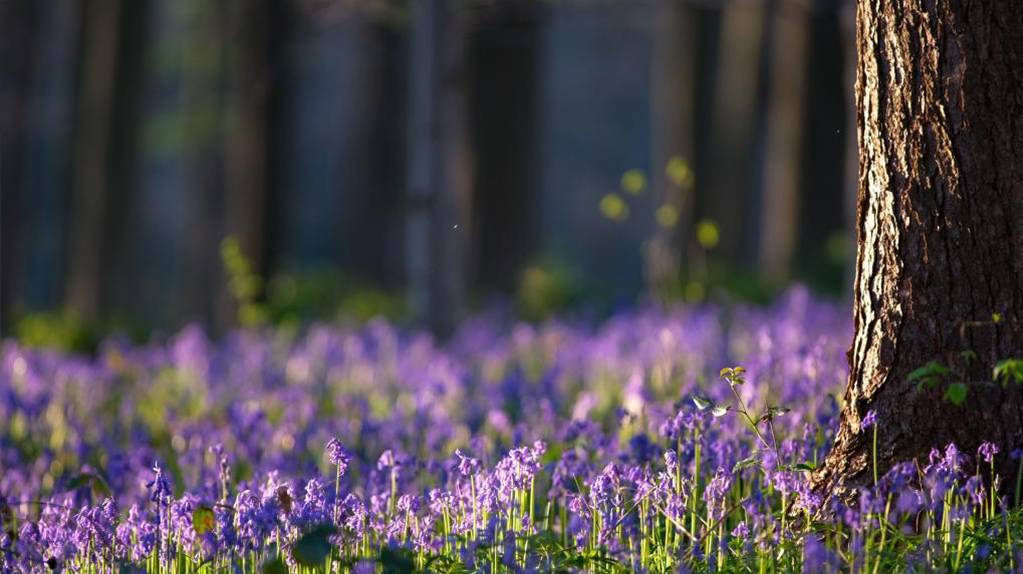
{"left": 11, "top": 309, "right": 144, "bottom": 354}
{"left": 221, "top": 236, "right": 406, "bottom": 329}
{"left": 516, "top": 256, "right": 583, "bottom": 321}
{"left": 12, "top": 311, "right": 97, "bottom": 352}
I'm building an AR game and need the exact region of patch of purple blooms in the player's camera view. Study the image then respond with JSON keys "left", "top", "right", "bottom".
{"left": 0, "top": 288, "right": 1019, "bottom": 573}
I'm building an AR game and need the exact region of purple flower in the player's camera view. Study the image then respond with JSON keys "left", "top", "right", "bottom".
{"left": 454, "top": 450, "right": 481, "bottom": 477}
{"left": 977, "top": 441, "right": 999, "bottom": 464}
{"left": 377, "top": 450, "right": 397, "bottom": 470}
{"left": 731, "top": 521, "right": 750, "bottom": 539}
{"left": 326, "top": 437, "right": 353, "bottom": 474}
{"left": 860, "top": 410, "right": 877, "bottom": 430}
{"left": 703, "top": 467, "right": 733, "bottom": 521}
{"left": 964, "top": 476, "right": 985, "bottom": 506}
{"left": 146, "top": 463, "right": 172, "bottom": 504}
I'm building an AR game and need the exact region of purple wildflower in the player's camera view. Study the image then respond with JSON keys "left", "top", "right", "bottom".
{"left": 326, "top": 437, "right": 353, "bottom": 473}
{"left": 860, "top": 410, "right": 877, "bottom": 430}
{"left": 977, "top": 441, "right": 999, "bottom": 464}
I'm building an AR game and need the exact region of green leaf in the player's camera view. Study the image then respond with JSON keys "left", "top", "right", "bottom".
{"left": 1, "top": 496, "right": 17, "bottom": 543}
{"left": 792, "top": 462, "right": 817, "bottom": 473}
{"left": 260, "top": 557, "right": 288, "bottom": 574}
{"left": 994, "top": 359, "right": 1023, "bottom": 386}
{"left": 732, "top": 454, "right": 760, "bottom": 472}
{"left": 758, "top": 405, "right": 791, "bottom": 423}
{"left": 691, "top": 395, "right": 714, "bottom": 411}
{"left": 192, "top": 506, "right": 215, "bottom": 535}
{"left": 65, "top": 471, "right": 112, "bottom": 499}
{"left": 380, "top": 546, "right": 417, "bottom": 574}
{"left": 719, "top": 366, "right": 746, "bottom": 386}
{"left": 908, "top": 361, "right": 952, "bottom": 391}
{"left": 908, "top": 361, "right": 950, "bottom": 379}
{"left": 711, "top": 405, "right": 732, "bottom": 417}
{"left": 291, "top": 524, "right": 336, "bottom": 566}
{"left": 944, "top": 382, "right": 968, "bottom": 406}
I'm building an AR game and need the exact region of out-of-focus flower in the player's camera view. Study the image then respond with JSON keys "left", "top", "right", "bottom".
{"left": 860, "top": 410, "right": 877, "bottom": 430}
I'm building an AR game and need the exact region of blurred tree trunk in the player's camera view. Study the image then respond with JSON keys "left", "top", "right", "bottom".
{"left": 406, "top": 0, "right": 473, "bottom": 336}
{"left": 0, "top": 1, "right": 40, "bottom": 330}
{"left": 646, "top": 0, "right": 697, "bottom": 299}
{"left": 65, "top": 0, "right": 146, "bottom": 322}
{"left": 756, "top": 0, "right": 808, "bottom": 284}
{"left": 365, "top": 21, "right": 408, "bottom": 290}
{"left": 181, "top": 0, "right": 227, "bottom": 327}
{"left": 815, "top": 0, "right": 1023, "bottom": 500}
{"left": 65, "top": 0, "right": 125, "bottom": 320}
{"left": 704, "top": 0, "right": 763, "bottom": 263}
{"left": 840, "top": 0, "right": 857, "bottom": 300}
{"left": 99, "top": 0, "right": 149, "bottom": 316}
{"left": 470, "top": 2, "right": 539, "bottom": 293}
{"left": 222, "top": 0, "right": 285, "bottom": 325}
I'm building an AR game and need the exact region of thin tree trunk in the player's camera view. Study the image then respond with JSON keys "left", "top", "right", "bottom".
{"left": 406, "top": 0, "right": 473, "bottom": 336}
{"left": 757, "top": 0, "right": 808, "bottom": 284}
{"left": 181, "top": 0, "right": 227, "bottom": 327}
{"left": 840, "top": 0, "right": 856, "bottom": 301}
{"left": 65, "top": 0, "right": 124, "bottom": 319}
{"left": 815, "top": 0, "right": 1023, "bottom": 499}
{"left": 365, "top": 21, "right": 408, "bottom": 290}
{"left": 0, "top": 1, "right": 40, "bottom": 330}
{"left": 704, "top": 0, "right": 764, "bottom": 263}
{"left": 470, "top": 3, "right": 539, "bottom": 294}
{"left": 100, "top": 0, "right": 149, "bottom": 316}
{"left": 222, "top": 0, "right": 283, "bottom": 326}
{"left": 647, "top": 0, "right": 697, "bottom": 300}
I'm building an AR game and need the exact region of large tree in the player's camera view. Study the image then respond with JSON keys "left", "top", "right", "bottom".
{"left": 814, "top": 0, "right": 1023, "bottom": 498}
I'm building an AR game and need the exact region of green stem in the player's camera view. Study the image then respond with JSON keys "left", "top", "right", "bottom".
{"left": 872, "top": 425, "right": 878, "bottom": 486}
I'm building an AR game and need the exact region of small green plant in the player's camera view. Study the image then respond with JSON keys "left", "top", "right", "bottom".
{"left": 516, "top": 256, "right": 581, "bottom": 321}
{"left": 907, "top": 360, "right": 952, "bottom": 390}
{"left": 221, "top": 236, "right": 405, "bottom": 327}
{"left": 994, "top": 358, "right": 1023, "bottom": 386}
{"left": 221, "top": 236, "right": 268, "bottom": 327}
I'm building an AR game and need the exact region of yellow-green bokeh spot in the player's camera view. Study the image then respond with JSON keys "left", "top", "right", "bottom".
{"left": 696, "top": 219, "right": 720, "bottom": 249}
{"left": 666, "top": 156, "right": 694, "bottom": 188}
{"left": 600, "top": 193, "right": 629, "bottom": 222}
{"left": 656, "top": 205, "right": 679, "bottom": 228}
{"left": 620, "top": 170, "right": 647, "bottom": 195}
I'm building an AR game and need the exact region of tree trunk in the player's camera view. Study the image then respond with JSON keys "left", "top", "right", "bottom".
{"left": 100, "top": 0, "right": 149, "bottom": 317}
{"left": 66, "top": 0, "right": 124, "bottom": 320}
{"left": 470, "top": 3, "right": 539, "bottom": 294}
{"left": 840, "top": 0, "right": 857, "bottom": 300}
{"left": 406, "top": 0, "right": 473, "bottom": 336}
{"left": 756, "top": 0, "right": 808, "bottom": 285}
{"left": 704, "top": 0, "right": 764, "bottom": 263}
{"left": 222, "top": 0, "right": 284, "bottom": 326}
{"left": 815, "top": 0, "right": 1023, "bottom": 499}
{"left": 181, "top": 0, "right": 227, "bottom": 327}
{"left": 646, "top": 0, "right": 697, "bottom": 300}
{"left": 0, "top": 0, "right": 40, "bottom": 330}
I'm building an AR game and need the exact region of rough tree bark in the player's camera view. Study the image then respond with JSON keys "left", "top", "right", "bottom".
{"left": 814, "top": 0, "right": 1023, "bottom": 499}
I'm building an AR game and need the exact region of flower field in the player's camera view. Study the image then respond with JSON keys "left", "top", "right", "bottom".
{"left": 2, "top": 289, "right": 1021, "bottom": 573}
